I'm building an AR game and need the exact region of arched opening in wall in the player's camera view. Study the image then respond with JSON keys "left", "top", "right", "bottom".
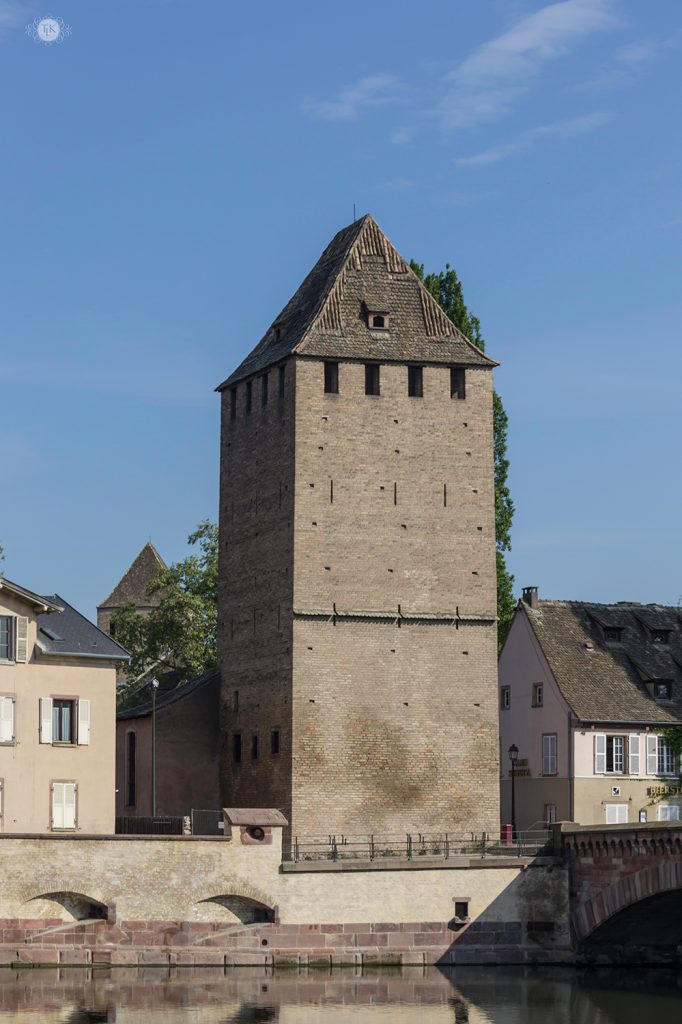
{"left": 581, "top": 888, "right": 682, "bottom": 956}
{"left": 197, "top": 895, "right": 275, "bottom": 924}
{"left": 26, "top": 891, "right": 108, "bottom": 922}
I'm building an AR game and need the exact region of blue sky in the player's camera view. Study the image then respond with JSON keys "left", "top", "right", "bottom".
{"left": 1, "top": 0, "right": 680, "bottom": 617}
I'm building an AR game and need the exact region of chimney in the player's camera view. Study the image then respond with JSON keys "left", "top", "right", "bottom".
{"left": 522, "top": 586, "right": 539, "bottom": 610}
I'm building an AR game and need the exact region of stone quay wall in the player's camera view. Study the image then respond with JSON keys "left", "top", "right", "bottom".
{"left": 0, "top": 830, "right": 571, "bottom": 966}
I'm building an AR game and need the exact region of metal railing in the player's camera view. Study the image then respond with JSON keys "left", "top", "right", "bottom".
{"left": 284, "top": 830, "right": 550, "bottom": 863}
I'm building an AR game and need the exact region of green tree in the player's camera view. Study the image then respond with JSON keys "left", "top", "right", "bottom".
{"left": 411, "top": 260, "right": 515, "bottom": 647}
{"left": 112, "top": 520, "right": 218, "bottom": 688}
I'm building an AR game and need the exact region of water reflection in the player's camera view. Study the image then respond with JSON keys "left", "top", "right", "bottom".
{"left": 0, "top": 967, "right": 679, "bottom": 1023}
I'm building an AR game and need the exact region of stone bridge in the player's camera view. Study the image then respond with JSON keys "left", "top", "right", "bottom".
{"left": 556, "top": 821, "right": 682, "bottom": 959}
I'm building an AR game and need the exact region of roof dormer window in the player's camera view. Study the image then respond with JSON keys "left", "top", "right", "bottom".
{"left": 651, "top": 628, "right": 670, "bottom": 644}
{"left": 368, "top": 311, "right": 389, "bottom": 331}
{"left": 604, "top": 626, "right": 623, "bottom": 642}
{"left": 653, "top": 680, "right": 673, "bottom": 702}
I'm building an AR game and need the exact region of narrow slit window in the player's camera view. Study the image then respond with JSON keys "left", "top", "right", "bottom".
{"left": 408, "top": 366, "right": 423, "bottom": 397}
{"left": 251, "top": 735, "right": 259, "bottom": 760}
{"left": 126, "top": 731, "right": 137, "bottom": 807}
{"left": 261, "top": 373, "right": 268, "bottom": 407}
{"left": 451, "top": 367, "right": 466, "bottom": 399}
{"left": 324, "top": 361, "right": 339, "bottom": 394}
{"left": 233, "top": 733, "right": 242, "bottom": 764}
{"left": 365, "top": 364, "right": 380, "bottom": 396}
{"left": 271, "top": 729, "right": 280, "bottom": 756}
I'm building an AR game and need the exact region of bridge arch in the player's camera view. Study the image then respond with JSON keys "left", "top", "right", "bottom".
{"left": 572, "top": 861, "right": 682, "bottom": 943}
{"left": 23, "top": 890, "right": 108, "bottom": 922}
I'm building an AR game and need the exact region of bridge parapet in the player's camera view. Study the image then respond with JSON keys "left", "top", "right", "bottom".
{"left": 552, "top": 822, "right": 682, "bottom": 946}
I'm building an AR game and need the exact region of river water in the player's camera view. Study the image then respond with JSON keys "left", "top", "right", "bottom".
{"left": 0, "top": 966, "right": 680, "bottom": 1023}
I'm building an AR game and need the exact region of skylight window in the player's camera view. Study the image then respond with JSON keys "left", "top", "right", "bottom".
{"left": 368, "top": 311, "right": 389, "bottom": 331}
{"left": 40, "top": 626, "right": 63, "bottom": 642}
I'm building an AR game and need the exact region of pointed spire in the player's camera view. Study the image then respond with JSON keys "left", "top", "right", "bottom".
{"left": 98, "top": 543, "right": 167, "bottom": 610}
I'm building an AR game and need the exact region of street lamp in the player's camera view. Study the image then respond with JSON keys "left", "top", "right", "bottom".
{"left": 151, "top": 678, "right": 160, "bottom": 817}
{"left": 508, "top": 743, "right": 519, "bottom": 841}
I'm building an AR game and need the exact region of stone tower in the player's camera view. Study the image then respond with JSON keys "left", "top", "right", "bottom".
{"left": 217, "top": 215, "right": 499, "bottom": 839}
{"left": 97, "top": 542, "right": 167, "bottom": 641}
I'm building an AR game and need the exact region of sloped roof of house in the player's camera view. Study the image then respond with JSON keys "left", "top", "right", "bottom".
{"left": 216, "top": 214, "right": 496, "bottom": 390}
{"left": 0, "top": 577, "right": 62, "bottom": 614}
{"left": 36, "top": 596, "right": 130, "bottom": 661}
{"left": 520, "top": 598, "right": 682, "bottom": 724}
{"left": 98, "top": 543, "right": 167, "bottom": 610}
{"left": 116, "top": 666, "right": 219, "bottom": 720}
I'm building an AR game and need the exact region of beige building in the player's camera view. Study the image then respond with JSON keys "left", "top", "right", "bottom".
{"left": 499, "top": 587, "right": 682, "bottom": 831}
{"left": 216, "top": 214, "right": 500, "bottom": 838}
{"left": 0, "top": 576, "right": 129, "bottom": 833}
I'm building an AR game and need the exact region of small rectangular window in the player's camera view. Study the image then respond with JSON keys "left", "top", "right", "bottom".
{"left": 324, "top": 361, "right": 339, "bottom": 394}
{"left": 51, "top": 781, "right": 77, "bottom": 831}
{"left": 230, "top": 388, "right": 237, "bottom": 422}
{"left": 604, "top": 626, "right": 622, "bottom": 642}
{"left": 607, "top": 735, "right": 625, "bottom": 774}
{"left": 500, "top": 687, "right": 510, "bottom": 710}
{"left": 278, "top": 365, "right": 285, "bottom": 398}
{"left": 532, "top": 683, "right": 543, "bottom": 707}
{"left": 251, "top": 735, "right": 259, "bottom": 760}
{"left": 365, "top": 364, "right": 380, "bottom": 396}
{"left": 451, "top": 367, "right": 466, "bottom": 399}
{"left": 658, "top": 804, "right": 680, "bottom": 821}
{"left": 408, "top": 366, "right": 423, "bottom": 397}
{"left": 453, "top": 900, "right": 469, "bottom": 922}
{"left": 658, "top": 738, "right": 675, "bottom": 775}
{"left": 53, "top": 699, "right": 76, "bottom": 744}
{"left": 271, "top": 729, "right": 280, "bottom": 756}
{"left": 654, "top": 681, "right": 672, "bottom": 702}
{"left": 245, "top": 381, "right": 252, "bottom": 414}
{"left": 652, "top": 629, "right": 670, "bottom": 644}
{"left": 605, "top": 803, "right": 628, "bottom": 824}
{"left": 542, "top": 734, "right": 557, "bottom": 776}
{"left": 0, "top": 695, "right": 15, "bottom": 744}
{"left": 260, "top": 373, "right": 268, "bottom": 407}
{"left": 233, "top": 733, "right": 242, "bottom": 764}
{"left": 545, "top": 804, "right": 557, "bottom": 825}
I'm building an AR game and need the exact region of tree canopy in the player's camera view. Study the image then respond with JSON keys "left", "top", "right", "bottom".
{"left": 410, "top": 260, "right": 515, "bottom": 647}
{"left": 112, "top": 520, "right": 218, "bottom": 691}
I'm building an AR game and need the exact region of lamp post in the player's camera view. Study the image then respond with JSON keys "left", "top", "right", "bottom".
{"left": 151, "top": 678, "right": 159, "bottom": 817}
{"left": 508, "top": 743, "right": 519, "bottom": 841}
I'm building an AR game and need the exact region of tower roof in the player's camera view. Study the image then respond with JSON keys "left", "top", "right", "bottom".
{"left": 98, "top": 542, "right": 167, "bottom": 610}
{"left": 217, "top": 214, "right": 496, "bottom": 390}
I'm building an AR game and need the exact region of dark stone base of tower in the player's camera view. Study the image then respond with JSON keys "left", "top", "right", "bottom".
{"left": 217, "top": 216, "right": 499, "bottom": 838}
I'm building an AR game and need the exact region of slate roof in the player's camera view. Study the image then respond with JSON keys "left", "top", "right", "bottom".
{"left": 216, "top": 214, "right": 496, "bottom": 390}
{"left": 98, "top": 543, "right": 167, "bottom": 610}
{"left": 36, "top": 596, "right": 130, "bottom": 661}
{"left": 521, "top": 599, "right": 682, "bottom": 724}
{"left": 116, "top": 666, "right": 219, "bottom": 719}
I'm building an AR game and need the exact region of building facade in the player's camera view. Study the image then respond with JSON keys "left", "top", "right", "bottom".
{"left": 499, "top": 587, "right": 682, "bottom": 830}
{"left": 217, "top": 215, "right": 500, "bottom": 838}
{"left": 0, "top": 577, "right": 128, "bottom": 833}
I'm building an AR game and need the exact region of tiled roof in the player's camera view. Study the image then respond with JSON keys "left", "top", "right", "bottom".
{"left": 216, "top": 215, "right": 496, "bottom": 390}
{"left": 521, "top": 599, "right": 682, "bottom": 724}
{"left": 117, "top": 667, "right": 219, "bottom": 719}
{"left": 98, "top": 543, "right": 166, "bottom": 610}
{"left": 37, "top": 597, "right": 130, "bottom": 661}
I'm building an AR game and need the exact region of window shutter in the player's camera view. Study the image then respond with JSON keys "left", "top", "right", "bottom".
{"left": 77, "top": 700, "right": 90, "bottom": 745}
{"left": 52, "top": 782, "right": 63, "bottom": 829}
{"left": 0, "top": 696, "right": 14, "bottom": 743}
{"left": 15, "top": 617, "right": 28, "bottom": 663}
{"left": 64, "top": 783, "right": 77, "bottom": 829}
{"left": 646, "top": 735, "right": 658, "bottom": 774}
{"left": 629, "top": 734, "right": 640, "bottom": 776}
{"left": 40, "top": 698, "right": 53, "bottom": 744}
{"left": 594, "top": 733, "right": 606, "bottom": 774}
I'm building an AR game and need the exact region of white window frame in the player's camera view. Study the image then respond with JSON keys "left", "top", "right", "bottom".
{"left": 542, "top": 733, "right": 557, "bottom": 776}
{"left": 532, "top": 683, "right": 543, "bottom": 707}
{"left": 658, "top": 804, "right": 680, "bottom": 821}
{"left": 605, "top": 803, "right": 628, "bottom": 824}
{"left": 51, "top": 781, "right": 77, "bottom": 831}
{"left": 628, "top": 734, "right": 640, "bottom": 776}
{"left": 657, "top": 737, "right": 676, "bottom": 776}
{"left": 0, "top": 695, "right": 15, "bottom": 745}
{"left": 594, "top": 733, "right": 627, "bottom": 774}
{"left": 40, "top": 697, "right": 90, "bottom": 745}
{"left": 545, "top": 804, "right": 557, "bottom": 825}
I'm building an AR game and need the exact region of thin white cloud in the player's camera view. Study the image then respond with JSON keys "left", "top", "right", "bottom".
{"left": 455, "top": 110, "right": 613, "bottom": 166}
{"left": 0, "top": 1, "right": 25, "bottom": 36}
{"left": 441, "top": 0, "right": 618, "bottom": 129}
{"left": 575, "top": 33, "right": 679, "bottom": 92}
{"left": 303, "top": 74, "right": 401, "bottom": 122}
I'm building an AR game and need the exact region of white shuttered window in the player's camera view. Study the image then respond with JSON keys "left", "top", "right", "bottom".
{"left": 628, "top": 735, "right": 640, "bottom": 776}
{"left": 77, "top": 700, "right": 90, "bottom": 745}
{"left": 605, "top": 803, "right": 628, "bottom": 824}
{"left": 0, "top": 696, "right": 15, "bottom": 744}
{"left": 14, "top": 617, "right": 28, "bottom": 663}
{"left": 646, "top": 735, "right": 658, "bottom": 775}
{"left": 51, "top": 782, "right": 77, "bottom": 830}
{"left": 658, "top": 805, "right": 681, "bottom": 821}
{"left": 542, "top": 734, "right": 557, "bottom": 776}
{"left": 594, "top": 734, "right": 606, "bottom": 774}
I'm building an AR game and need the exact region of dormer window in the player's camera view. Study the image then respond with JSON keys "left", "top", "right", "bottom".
{"left": 604, "top": 626, "right": 623, "bottom": 642}
{"left": 368, "top": 311, "right": 389, "bottom": 331}
{"left": 653, "top": 680, "right": 673, "bottom": 702}
{"left": 651, "top": 628, "right": 670, "bottom": 644}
